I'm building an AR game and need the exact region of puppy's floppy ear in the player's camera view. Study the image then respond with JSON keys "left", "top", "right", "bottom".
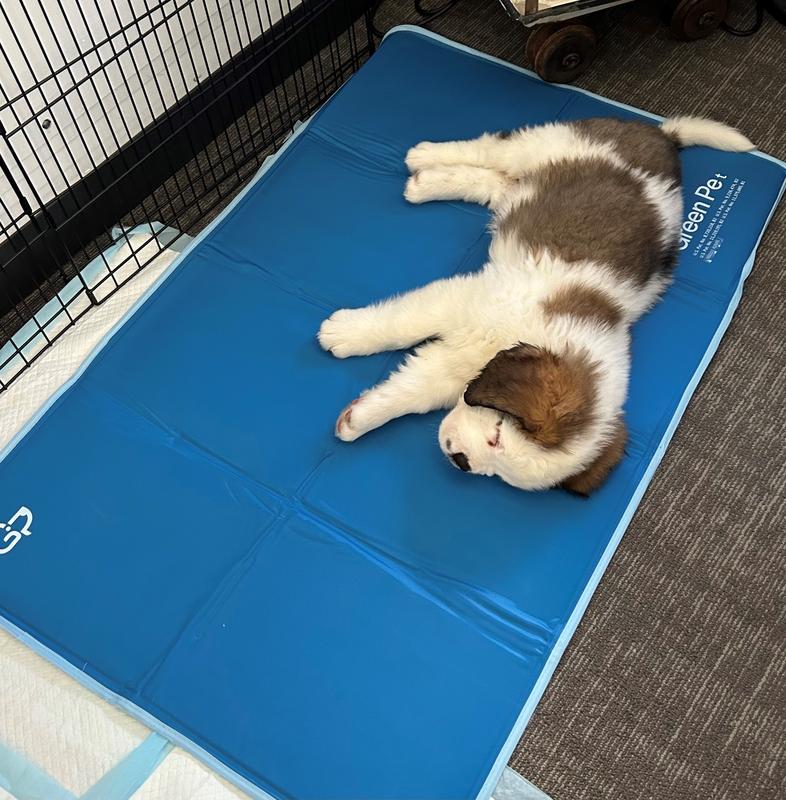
{"left": 562, "top": 418, "right": 627, "bottom": 497}
{"left": 464, "top": 343, "right": 596, "bottom": 447}
{"left": 464, "top": 343, "right": 543, "bottom": 428}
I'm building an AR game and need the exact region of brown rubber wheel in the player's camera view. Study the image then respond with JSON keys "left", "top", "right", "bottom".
{"left": 532, "top": 24, "right": 597, "bottom": 84}
{"left": 525, "top": 23, "right": 561, "bottom": 66}
{"left": 669, "top": 0, "right": 728, "bottom": 39}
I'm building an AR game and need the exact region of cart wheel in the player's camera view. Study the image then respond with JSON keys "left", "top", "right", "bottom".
{"left": 669, "top": 0, "right": 728, "bottom": 39}
{"left": 529, "top": 24, "right": 597, "bottom": 84}
{"left": 525, "top": 23, "right": 560, "bottom": 66}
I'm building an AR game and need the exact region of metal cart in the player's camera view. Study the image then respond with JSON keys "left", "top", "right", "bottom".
{"left": 498, "top": 0, "right": 731, "bottom": 82}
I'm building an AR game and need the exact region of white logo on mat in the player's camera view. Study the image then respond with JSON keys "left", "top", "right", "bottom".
{"left": 0, "top": 507, "right": 33, "bottom": 556}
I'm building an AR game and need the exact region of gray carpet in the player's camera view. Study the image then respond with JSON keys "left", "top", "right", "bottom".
{"left": 369, "top": 2, "right": 786, "bottom": 798}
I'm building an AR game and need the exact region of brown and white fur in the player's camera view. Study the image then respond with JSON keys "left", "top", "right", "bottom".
{"left": 318, "top": 117, "right": 753, "bottom": 494}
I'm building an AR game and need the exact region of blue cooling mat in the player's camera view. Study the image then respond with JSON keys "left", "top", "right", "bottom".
{"left": 1, "top": 27, "right": 784, "bottom": 800}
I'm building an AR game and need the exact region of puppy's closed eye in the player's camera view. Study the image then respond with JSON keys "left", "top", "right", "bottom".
{"left": 486, "top": 419, "right": 503, "bottom": 448}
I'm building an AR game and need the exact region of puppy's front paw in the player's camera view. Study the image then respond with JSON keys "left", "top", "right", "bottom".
{"left": 405, "top": 142, "right": 442, "bottom": 173}
{"left": 318, "top": 309, "right": 372, "bottom": 358}
{"left": 335, "top": 398, "right": 368, "bottom": 442}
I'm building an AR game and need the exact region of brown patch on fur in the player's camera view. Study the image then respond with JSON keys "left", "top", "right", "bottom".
{"left": 497, "top": 158, "right": 670, "bottom": 284}
{"left": 561, "top": 417, "right": 627, "bottom": 496}
{"left": 572, "top": 118, "right": 681, "bottom": 184}
{"left": 542, "top": 285, "right": 623, "bottom": 327}
{"left": 464, "top": 344, "right": 597, "bottom": 448}
{"left": 496, "top": 129, "right": 516, "bottom": 140}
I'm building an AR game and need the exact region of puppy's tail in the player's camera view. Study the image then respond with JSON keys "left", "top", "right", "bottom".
{"left": 661, "top": 116, "right": 754, "bottom": 152}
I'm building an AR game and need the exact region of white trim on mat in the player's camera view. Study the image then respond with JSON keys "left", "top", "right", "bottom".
{"left": 0, "top": 25, "right": 784, "bottom": 800}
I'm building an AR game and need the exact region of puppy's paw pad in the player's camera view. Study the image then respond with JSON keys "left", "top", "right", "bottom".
{"left": 318, "top": 309, "right": 369, "bottom": 358}
{"left": 335, "top": 398, "right": 363, "bottom": 441}
{"left": 405, "top": 142, "right": 441, "bottom": 173}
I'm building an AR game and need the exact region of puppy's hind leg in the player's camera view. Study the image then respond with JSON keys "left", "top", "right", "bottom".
{"left": 408, "top": 124, "right": 587, "bottom": 179}
{"left": 406, "top": 132, "right": 513, "bottom": 173}
{"left": 404, "top": 166, "right": 511, "bottom": 208}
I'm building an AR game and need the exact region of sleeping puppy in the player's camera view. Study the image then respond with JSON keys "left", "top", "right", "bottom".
{"left": 318, "top": 117, "right": 753, "bottom": 494}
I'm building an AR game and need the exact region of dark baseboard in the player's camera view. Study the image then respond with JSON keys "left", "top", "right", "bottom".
{"left": 0, "top": 0, "right": 371, "bottom": 319}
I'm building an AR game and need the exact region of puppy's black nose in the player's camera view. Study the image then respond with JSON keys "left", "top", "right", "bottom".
{"left": 450, "top": 451, "right": 471, "bottom": 472}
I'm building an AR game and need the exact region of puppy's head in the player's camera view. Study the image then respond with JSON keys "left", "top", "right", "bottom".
{"left": 438, "top": 343, "right": 626, "bottom": 494}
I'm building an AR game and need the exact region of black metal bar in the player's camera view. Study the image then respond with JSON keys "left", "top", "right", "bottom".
{"left": 1, "top": 0, "right": 374, "bottom": 391}
{"left": 0, "top": 0, "right": 193, "bottom": 116}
